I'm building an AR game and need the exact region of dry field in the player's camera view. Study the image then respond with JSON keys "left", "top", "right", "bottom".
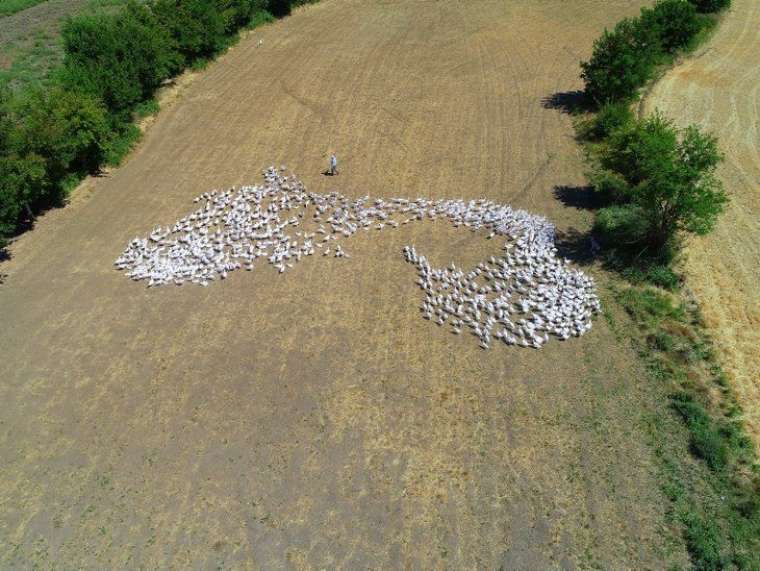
{"left": 644, "top": 0, "right": 760, "bottom": 447}
{"left": 0, "top": 1, "right": 688, "bottom": 568}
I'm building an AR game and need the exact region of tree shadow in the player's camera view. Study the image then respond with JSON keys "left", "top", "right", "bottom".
{"left": 555, "top": 227, "right": 598, "bottom": 266}
{"left": 551, "top": 185, "right": 605, "bottom": 266}
{"left": 541, "top": 90, "right": 590, "bottom": 115}
{"left": 553, "top": 185, "right": 604, "bottom": 211}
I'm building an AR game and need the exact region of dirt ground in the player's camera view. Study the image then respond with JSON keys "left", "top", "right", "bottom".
{"left": 0, "top": 1, "right": 688, "bottom": 568}
{"left": 643, "top": 0, "right": 760, "bottom": 448}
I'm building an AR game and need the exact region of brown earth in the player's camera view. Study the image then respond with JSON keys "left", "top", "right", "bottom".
{"left": 0, "top": 1, "right": 688, "bottom": 568}
{"left": 643, "top": 0, "right": 760, "bottom": 448}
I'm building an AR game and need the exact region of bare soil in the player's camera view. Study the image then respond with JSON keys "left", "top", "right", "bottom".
{"left": 0, "top": 1, "right": 686, "bottom": 568}
{"left": 644, "top": 0, "right": 760, "bottom": 448}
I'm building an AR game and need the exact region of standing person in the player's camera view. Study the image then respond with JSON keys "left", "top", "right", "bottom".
{"left": 329, "top": 153, "right": 338, "bottom": 176}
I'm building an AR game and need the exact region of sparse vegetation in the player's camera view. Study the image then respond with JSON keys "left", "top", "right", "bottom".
{"left": 615, "top": 284, "right": 760, "bottom": 569}
{"left": 0, "top": 0, "right": 47, "bottom": 18}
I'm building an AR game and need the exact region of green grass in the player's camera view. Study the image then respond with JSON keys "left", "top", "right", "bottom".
{"left": 612, "top": 282, "right": 760, "bottom": 569}
{"left": 0, "top": 30, "right": 60, "bottom": 90}
{"left": 133, "top": 98, "right": 159, "bottom": 119}
{"left": 0, "top": 0, "right": 47, "bottom": 18}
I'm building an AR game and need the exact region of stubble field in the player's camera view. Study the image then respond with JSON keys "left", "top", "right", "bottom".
{"left": 0, "top": 1, "right": 689, "bottom": 568}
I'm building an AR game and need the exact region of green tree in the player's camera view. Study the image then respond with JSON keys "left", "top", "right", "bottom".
{"left": 17, "top": 85, "right": 110, "bottom": 192}
{"left": 216, "top": 0, "right": 268, "bottom": 32}
{"left": 596, "top": 112, "right": 727, "bottom": 251}
{"left": 641, "top": 0, "right": 703, "bottom": 54}
{"left": 580, "top": 17, "right": 660, "bottom": 104}
{"left": 61, "top": 1, "right": 180, "bottom": 117}
{"left": 0, "top": 88, "right": 46, "bottom": 246}
{"left": 153, "top": 0, "right": 226, "bottom": 64}
{"left": 0, "top": 154, "right": 47, "bottom": 246}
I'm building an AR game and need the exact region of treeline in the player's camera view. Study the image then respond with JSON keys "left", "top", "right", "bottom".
{"left": 0, "top": 0, "right": 315, "bottom": 250}
{"left": 578, "top": 0, "right": 730, "bottom": 280}
{"left": 582, "top": 0, "right": 728, "bottom": 104}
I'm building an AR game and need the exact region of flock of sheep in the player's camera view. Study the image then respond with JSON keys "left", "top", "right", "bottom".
{"left": 115, "top": 167, "right": 601, "bottom": 349}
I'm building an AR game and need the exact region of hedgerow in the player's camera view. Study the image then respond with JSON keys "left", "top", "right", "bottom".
{"left": 0, "top": 0, "right": 310, "bottom": 251}
{"left": 581, "top": 0, "right": 719, "bottom": 105}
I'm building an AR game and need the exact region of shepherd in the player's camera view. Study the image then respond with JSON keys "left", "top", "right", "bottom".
{"left": 329, "top": 153, "right": 338, "bottom": 176}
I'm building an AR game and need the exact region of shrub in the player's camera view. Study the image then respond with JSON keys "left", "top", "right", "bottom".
{"left": 688, "top": 0, "right": 730, "bottom": 13}
{"left": 582, "top": 101, "right": 633, "bottom": 141}
{"left": 595, "top": 204, "right": 649, "bottom": 245}
{"left": 587, "top": 167, "right": 630, "bottom": 203}
{"left": 618, "top": 287, "right": 685, "bottom": 326}
{"left": 61, "top": 1, "right": 181, "bottom": 117}
{"left": 216, "top": 0, "right": 268, "bottom": 32}
{"left": 580, "top": 17, "right": 660, "bottom": 104}
{"left": 153, "top": 0, "right": 226, "bottom": 64}
{"left": 247, "top": 7, "right": 274, "bottom": 28}
{"left": 104, "top": 123, "right": 142, "bottom": 166}
{"left": 645, "top": 265, "right": 681, "bottom": 290}
{"left": 641, "top": 0, "right": 703, "bottom": 54}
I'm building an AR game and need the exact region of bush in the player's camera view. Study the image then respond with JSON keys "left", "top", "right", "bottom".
{"left": 618, "top": 287, "right": 685, "bottom": 326}
{"left": 153, "top": 0, "right": 226, "bottom": 64}
{"left": 587, "top": 167, "right": 630, "bottom": 203}
{"left": 104, "top": 123, "right": 142, "bottom": 166}
{"left": 620, "top": 264, "right": 682, "bottom": 290}
{"left": 247, "top": 7, "right": 275, "bottom": 28}
{"left": 645, "top": 265, "right": 681, "bottom": 290}
{"left": 641, "top": 0, "right": 703, "bottom": 54}
{"left": 216, "top": 0, "right": 268, "bottom": 32}
{"left": 595, "top": 204, "right": 649, "bottom": 245}
{"left": 581, "top": 101, "right": 633, "bottom": 141}
{"left": 581, "top": 17, "right": 660, "bottom": 104}
{"left": 61, "top": 1, "right": 180, "bottom": 117}
{"left": 688, "top": 0, "right": 730, "bottom": 13}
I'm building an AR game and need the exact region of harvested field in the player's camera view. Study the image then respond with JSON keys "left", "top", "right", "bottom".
{"left": 643, "top": 0, "right": 760, "bottom": 448}
{"left": 0, "top": 1, "right": 689, "bottom": 568}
